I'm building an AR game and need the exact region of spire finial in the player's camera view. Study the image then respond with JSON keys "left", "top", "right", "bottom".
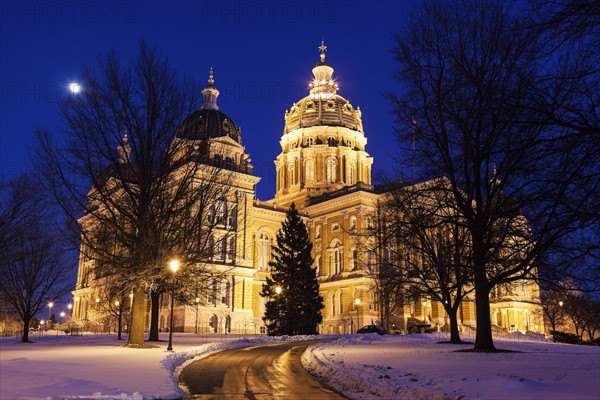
{"left": 208, "top": 67, "right": 214, "bottom": 85}
{"left": 201, "top": 66, "right": 220, "bottom": 110}
{"left": 318, "top": 39, "right": 327, "bottom": 63}
{"left": 118, "top": 130, "right": 131, "bottom": 164}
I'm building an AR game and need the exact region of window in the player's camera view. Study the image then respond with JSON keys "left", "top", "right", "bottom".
{"left": 214, "top": 236, "right": 224, "bottom": 261}
{"left": 315, "top": 255, "right": 321, "bottom": 276}
{"left": 213, "top": 154, "right": 222, "bottom": 166}
{"left": 346, "top": 139, "right": 352, "bottom": 148}
{"left": 349, "top": 216, "right": 357, "bottom": 231}
{"left": 331, "top": 222, "right": 340, "bottom": 232}
{"left": 208, "top": 280, "right": 218, "bottom": 304}
{"left": 347, "top": 161, "right": 355, "bottom": 184}
{"left": 224, "top": 157, "right": 233, "bottom": 170}
{"left": 339, "top": 292, "right": 343, "bottom": 314}
{"left": 306, "top": 137, "right": 313, "bottom": 146}
{"left": 258, "top": 233, "right": 271, "bottom": 271}
{"left": 367, "top": 250, "right": 375, "bottom": 271}
{"left": 208, "top": 206, "right": 214, "bottom": 223}
{"left": 328, "top": 137, "right": 335, "bottom": 146}
{"left": 227, "top": 237, "right": 235, "bottom": 260}
{"left": 351, "top": 248, "right": 358, "bottom": 270}
{"left": 305, "top": 159, "right": 315, "bottom": 182}
{"left": 315, "top": 225, "right": 321, "bottom": 239}
{"left": 328, "top": 241, "right": 343, "bottom": 275}
{"left": 326, "top": 158, "right": 337, "bottom": 183}
{"left": 331, "top": 294, "right": 336, "bottom": 316}
{"left": 216, "top": 200, "right": 225, "bottom": 224}
{"left": 221, "top": 279, "right": 230, "bottom": 306}
{"left": 228, "top": 207, "right": 236, "bottom": 227}
{"left": 287, "top": 162, "right": 295, "bottom": 187}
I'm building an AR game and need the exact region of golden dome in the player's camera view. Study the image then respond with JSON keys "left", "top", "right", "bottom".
{"left": 284, "top": 41, "right": 363, "bottom": 134}
{"left": 284, "top": 93, "right": 363, "bottom": 134}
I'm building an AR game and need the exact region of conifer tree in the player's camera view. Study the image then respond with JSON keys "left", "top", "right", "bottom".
{"left": 261, "top": 203, "right": 324, "bottom": 336}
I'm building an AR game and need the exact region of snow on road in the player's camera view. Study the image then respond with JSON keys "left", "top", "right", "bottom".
{"left": 1, "top": 331, "right": 598, "bottom": 399}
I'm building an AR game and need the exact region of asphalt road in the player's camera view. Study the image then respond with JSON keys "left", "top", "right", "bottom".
{"left": 179, "top": 340, "right": 348, "bottom": 399}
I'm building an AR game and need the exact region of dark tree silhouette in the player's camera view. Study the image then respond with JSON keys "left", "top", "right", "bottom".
{"left": 261, "top": 203, "right": 324, "bottom": 336}
{"left": 390, "top": 0, "right": 599, "bottom": 351}
{"left": 34, "top": 41, "right": 235, "bottom": 346}
{"left": 0, "top": 176, "right": 72, "bottom": 343}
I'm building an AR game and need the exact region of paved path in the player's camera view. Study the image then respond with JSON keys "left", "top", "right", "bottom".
{"left": 179, "top": 340, "right": 348, "bottom": 399}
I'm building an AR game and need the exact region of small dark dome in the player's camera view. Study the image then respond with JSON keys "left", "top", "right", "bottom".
{"left": 176, "top": 108, "right": 241, "bottom": 143}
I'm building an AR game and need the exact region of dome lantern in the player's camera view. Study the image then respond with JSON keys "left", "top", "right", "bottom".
{"left": 309, "top": 40, "right": 338, "bottom": 96}
{"left": 201, "top": 67, "right": 220, "bottom": 110}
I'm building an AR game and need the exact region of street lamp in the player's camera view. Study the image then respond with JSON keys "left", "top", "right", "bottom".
{"left": 67, "top": 303, "right": 73, "bottom": 317}
{"left": 115, "top": 300, "right": 123, "bottom": 340}
{"left": 167, "top": 260, "right": 180, "bottom": 351}
{"left": 60, "top": 311, "right": 66, "bottom": 324}
{"left": 48, "top": 302, "right": 54, "bottom": 324}
{"left": 275, "top": 286, "right": 282, "bottom": 295}
{"left": 195, "top": 297, "right": 200, "bottom": 334}
{"left": 355, "top": 298, "right": 361, "bottom": 333}
{"left": 559, "top": 301, "right": 564, "bottom": 307}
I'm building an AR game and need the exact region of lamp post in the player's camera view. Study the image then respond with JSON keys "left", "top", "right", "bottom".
{"left": 167, "top": 260, "right": 180, "bottom": 351}
{"left": 67, "top": 303, "right": 73, "bottom": 317}
{"left": 47, "top": 302, "right": 54, "bottom": 327}
{"left": 60, "top": 311, "right": 66, "bottom": 324}
{"left": 355, "top": 298, "right": 361, "bottom": 333}
{"left": 195, "top": 297, "right": 200, "bottom": 334}
{"left": 274, "top": 286, "right": 283, "bottom": 335}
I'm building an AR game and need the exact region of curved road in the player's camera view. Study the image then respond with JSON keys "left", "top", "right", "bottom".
{"left": 179, "top": 340, "right": 348, "bottom": 399}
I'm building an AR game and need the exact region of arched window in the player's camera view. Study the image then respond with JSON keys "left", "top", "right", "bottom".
{"left": 287, "top": 162, "right": 295, "bottom": 187}
{"left": 349, "top": 216, "right": 357, "bottom": 231}
{"left": 328, "top": 137, "right": 335, "bottom": 146}
{"left": 328, "top": 240, "right": 343, "bottom": 275}
{"left": 305, "top": 159, "right": 315, "bottom": 182}
{"left": 258, "top": 233, "right": 271, "bottom": 272}
{"left": 306, "top": 137, "right": 313, "bottom": 146}
{"left": 339, "top": 292, "right": 343, "bottom": 314}
{"left": 224, "top": 157, "right": 233, "bottom": 170}
{"left": 347, "top": 161, "right": 355, "bottom": 185}
{"left": 315, "top": 225, "right": 321, "bottom": 239}
{"left": 208, "top": 206, "right": 215, "bottom": 223}
{"left": 216, "top": 200, "right": 226, "bottom": 224}
{"left": 213, "top": 154, "right": 222, "bottom": 166}
{"left": 326, "top": 158, "right": 337, "bottom": 183}
{"left": 346, "top": 139, "right": 352, "bottom": 148}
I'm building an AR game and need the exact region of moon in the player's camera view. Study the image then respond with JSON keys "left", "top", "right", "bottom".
{"left": 69, "top": 82, "right": 81, "bottom": 94}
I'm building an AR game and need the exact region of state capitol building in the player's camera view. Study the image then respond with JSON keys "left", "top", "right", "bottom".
{"left": 72, "top": 43, "right": 544, "bottom": 336}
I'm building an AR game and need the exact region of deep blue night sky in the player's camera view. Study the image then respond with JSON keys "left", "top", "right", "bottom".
{"left": 1, "top": 1, "right": 419, "bottom": 199}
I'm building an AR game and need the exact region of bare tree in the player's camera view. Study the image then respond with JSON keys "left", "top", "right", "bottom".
{"left": 0, "top": 176, "right": 72, "bottom": 343}
{"left": 381, "top": 180, "right": 474, "bottom": 343}
{"left": 390, "top": 0, "right": 599, "bottom": 351}
{"left": 34, "top": 41, "right": 237, "bottom": 346}
{"left": 541, "top": 289, "right": 566, "bottom": 342}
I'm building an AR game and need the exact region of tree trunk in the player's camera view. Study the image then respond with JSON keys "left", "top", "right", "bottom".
{"left": 148, "top": 291, "right": 160, "bottom": 341}
{"left": 127, "top": 285, "right": 146, "bottom": 346}
{"left": 447, "top": 308, "right": 461, "bottom": 343}
{"left": 474, "top": 283, "right": 495, "bottom": 351}
{"left": 21, "top": 316, "right": 31, "bottom": 343}
{"left": 551, "top": 320, "right": 557, "bottom": 342}
{"left": 117, "top": 312, "right": 122, "bottom": 340}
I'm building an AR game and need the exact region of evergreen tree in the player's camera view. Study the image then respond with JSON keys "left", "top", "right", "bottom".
{"left": 261, "top": 203, "right": 324, "bottom": 336}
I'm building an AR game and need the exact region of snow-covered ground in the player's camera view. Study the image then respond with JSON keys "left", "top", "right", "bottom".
{"left": 1, "top": 330, "right": 598, "bottom": 399}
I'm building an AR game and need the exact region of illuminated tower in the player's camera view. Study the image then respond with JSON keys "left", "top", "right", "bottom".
{"left": 273, "top": 42, "right": 373, "bottom": 208}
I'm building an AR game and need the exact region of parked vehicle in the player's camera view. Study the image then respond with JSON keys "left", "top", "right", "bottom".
{"left": 357, "top": 325, "right": 386, "bottom": 335}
